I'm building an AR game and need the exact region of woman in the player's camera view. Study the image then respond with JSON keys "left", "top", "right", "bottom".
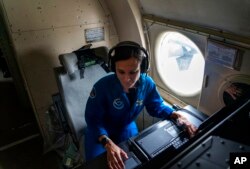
{"left": 85, "top": 41, "right": 197, "bottom": 169}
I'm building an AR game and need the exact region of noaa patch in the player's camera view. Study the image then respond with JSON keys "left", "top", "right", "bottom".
{"left": 89, "top": 87, "right": 96, "bottom": 98}
{"left": 113, "top": 98, "right": 124, "bottom": 110}
{"left": 136, "top": 99, "right": 143, "bottom": 106}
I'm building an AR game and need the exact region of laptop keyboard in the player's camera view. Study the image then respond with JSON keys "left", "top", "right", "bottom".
{"left": 151, "top": 135, "right": 189, "bottom": 157}
{"left": 172, "top": 136, "right": 189, "bottom": 149}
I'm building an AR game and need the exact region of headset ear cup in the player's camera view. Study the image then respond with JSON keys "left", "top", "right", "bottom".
{"left": 111, "top": 57, "right": 115, "bottom": 72}
{"left": 141, "top": 57, "right": 149, "bottom": 73}
{"left": 138, "top": 46, "right": 149, "bottom": 73}
{"left": 141, "top": 58, "right": 146, "bottom": 73}
{"left": 108, "top": 47, "right": 115, "bottom": 72}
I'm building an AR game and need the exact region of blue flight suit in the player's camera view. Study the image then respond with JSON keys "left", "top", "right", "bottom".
{"left": 84, "top": 73, "right": 174, "bottom": 160}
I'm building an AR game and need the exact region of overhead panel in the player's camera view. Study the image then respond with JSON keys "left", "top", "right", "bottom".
{"left": 140, "top": 0, "right": 250, "bottom": 38}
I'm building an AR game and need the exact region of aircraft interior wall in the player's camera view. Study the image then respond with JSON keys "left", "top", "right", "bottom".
{"left": 139, "top": 0, "right": 250, "bottom": 115}
{"left": 0, "top": 0, "right": 249, "bottom": 150}
{"left": 143, "top": 19, "right": 250, "bottom": 116}
{"left": 0, "top": 0, "right": 122, "bottom": 148}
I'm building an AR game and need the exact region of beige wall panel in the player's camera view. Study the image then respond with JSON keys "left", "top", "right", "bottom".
{"left": 106, "top": 0, "right": 143, "bottom": 44}
{"left": 1, "top": 0, "right": 119, "bottom": 146}
{"left": 3, "top": 0, "right": 109, "bottom": 32}
{"left": 12, "top": 24, "right": 113, "bottom": 147}
{"left": 12, "top": 24, "right": 111, "bottom": 55}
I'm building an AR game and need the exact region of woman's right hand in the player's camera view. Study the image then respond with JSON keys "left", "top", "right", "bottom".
{"left": 105, "top": 140, "right": 128, "bottom": 169}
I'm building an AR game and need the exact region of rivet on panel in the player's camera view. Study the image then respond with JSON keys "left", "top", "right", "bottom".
{"left": 225, "top": 158, "right": 229, "bottom": 163}
{"left": 196, "top": 161, "right": 200, "bottom": 167}
{"left": 220, "top": 140, "right": 225, "bottom": 144}
{"left": 239, "top": 145, "right": 244, "bottom": 150}
{"left": 177, "top": 162, "right": 182, "bottom": 167}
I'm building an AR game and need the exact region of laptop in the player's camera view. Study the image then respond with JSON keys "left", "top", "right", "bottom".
{"left": 121, "top": 104, "right": 209, "bottom": 168}
{"left": 132, "top": 120, "right": 188, "bottom": 159}
{"left": 122, "top": 100, "right": 250, "bottom": 168}
{"left": 129, "top": 105, "right": 208, "bottom": 160}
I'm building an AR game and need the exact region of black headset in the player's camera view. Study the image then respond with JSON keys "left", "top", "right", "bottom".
{"left": 108, "top": 41, "right": 149, "bottom": 73}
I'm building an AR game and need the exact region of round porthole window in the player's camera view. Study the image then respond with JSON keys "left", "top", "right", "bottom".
{"left": 155, "top": 31, "right": 205, "bottom": 96}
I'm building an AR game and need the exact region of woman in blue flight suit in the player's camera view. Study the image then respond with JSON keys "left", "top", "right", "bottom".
{"left": 85, "top": 41, "right": 197, "bottom": 169}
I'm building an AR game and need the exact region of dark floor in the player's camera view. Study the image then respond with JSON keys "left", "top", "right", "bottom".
{"left": 0, "top": 80, "right": 61, "bottom": 169}
{"left": 0, "top": 80, "right": 39, "bottom": 147}
{"left": 0, "top": 136, "right": 61, "bottom": 169}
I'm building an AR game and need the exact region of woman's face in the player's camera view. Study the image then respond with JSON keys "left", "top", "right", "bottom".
{"left": 115, "top": 57, "right": 141, "bottom": 93}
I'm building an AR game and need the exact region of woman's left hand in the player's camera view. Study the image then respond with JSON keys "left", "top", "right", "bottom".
{"left": 171, "top": 112, "right": 197, "bottom": 137}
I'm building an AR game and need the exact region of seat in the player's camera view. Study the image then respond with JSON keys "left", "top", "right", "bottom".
{"left": 53, "top": 46, "right": 109, "bottom": 162}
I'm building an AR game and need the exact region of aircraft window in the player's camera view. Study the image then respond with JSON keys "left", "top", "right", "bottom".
{"left": 155, "top": 32, "right": 205, "bottom": 96}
